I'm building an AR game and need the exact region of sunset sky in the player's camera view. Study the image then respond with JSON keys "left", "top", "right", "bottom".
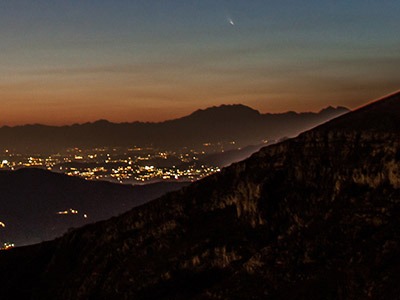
{"left": 0, "top": 0, "right": 399, "bottom": 125}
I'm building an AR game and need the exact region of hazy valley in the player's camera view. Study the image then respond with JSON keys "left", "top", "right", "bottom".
{"left": 0, "top": 104, "right": 348, "bottom": 184}
{"left": 1, "top": 92, "right": 399, "bottom": 299}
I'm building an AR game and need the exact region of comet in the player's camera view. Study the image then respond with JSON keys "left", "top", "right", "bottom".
{"left": 228, "top": 18, "right": 235, "bottom": 26}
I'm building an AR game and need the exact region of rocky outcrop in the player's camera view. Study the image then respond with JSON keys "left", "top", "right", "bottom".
{"left": 0, "top": 92, "right": 399, "bottom": 299}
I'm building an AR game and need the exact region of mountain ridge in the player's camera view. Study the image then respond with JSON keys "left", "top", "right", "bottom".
{"left": 0, "top": 104, "right": 348, "bottom": 128}
{"left": 2, "top": 93, "right": 399, "bottom": 298}
{"left": 0, "top": 104, "right": 349, "bottom": 153}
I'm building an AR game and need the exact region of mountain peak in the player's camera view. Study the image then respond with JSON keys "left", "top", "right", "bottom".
{"left": 315, "top": 91, "right": 400, "bottom": 132}
{"left": 1, "top": 92, "right": 400, "bottom": 298}
{"left": 318, "top": 105, "right": 349, "bottom": 114}
{"left": 189, "top": 104, "right": 261, "bottom": 118}
{"left": 92, "top": 119, "right": 112, "bottom": 125}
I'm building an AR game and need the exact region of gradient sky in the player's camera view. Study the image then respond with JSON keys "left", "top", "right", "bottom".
{"left": 0, "top": 0, "right": 399, "bottom": 125}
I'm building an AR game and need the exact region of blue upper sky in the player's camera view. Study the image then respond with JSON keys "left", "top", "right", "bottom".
{"left": 0, "top": 0, "right": 399, "bottom": 125}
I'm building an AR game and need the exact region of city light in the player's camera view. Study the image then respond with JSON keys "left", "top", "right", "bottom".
{"left": 0, "top": 146, "right": 224, "bottom": 183}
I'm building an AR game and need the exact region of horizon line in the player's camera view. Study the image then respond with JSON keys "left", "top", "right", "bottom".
{"left": 0, "top": 103, "right": 349, "bottom": 128}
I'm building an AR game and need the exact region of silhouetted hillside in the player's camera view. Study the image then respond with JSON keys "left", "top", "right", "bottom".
{"left": 2, "top": 93, "right": 400, "bottom": 299}
{"left": 0, "top": 168, "right": 188, "bottom": 246}
{"left": 200, "top": 143, "right": 266, "bottom": 167}
{"left": 0, "top": 104, "right": 349, "bottom": 152}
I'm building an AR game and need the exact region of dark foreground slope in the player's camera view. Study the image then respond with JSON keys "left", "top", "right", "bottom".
{"left": 0, "top": 168, "right": 188, "bottom": 246}
{"left": 0, "top": 92, "right": 399, "bottom": 299}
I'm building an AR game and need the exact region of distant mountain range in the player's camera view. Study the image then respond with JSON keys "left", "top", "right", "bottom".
{"left": 0, "top": 104, "right": 349, "bottom": 152}
{"left": 0, "top": 168, "right": 188, "bottom": 246}
{"left": 0, "top": 92, "right": 398, "bottom": 299}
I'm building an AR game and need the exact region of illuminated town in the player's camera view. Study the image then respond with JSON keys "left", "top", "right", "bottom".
{"left": 0, "top": 242, "right": 14, "bottom": 251}
{"left": 0, "top": 222, "right": 14, "bottom": 251}
{"left": 0, "top": 146, "right": 227, "bottom": 248}
{"left": 0, "top": 146, "right": 222, "bottom": 184}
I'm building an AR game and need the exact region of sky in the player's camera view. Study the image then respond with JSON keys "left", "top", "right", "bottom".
{"left": 0, "top": 0, "right": 399, "bottom": 125}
